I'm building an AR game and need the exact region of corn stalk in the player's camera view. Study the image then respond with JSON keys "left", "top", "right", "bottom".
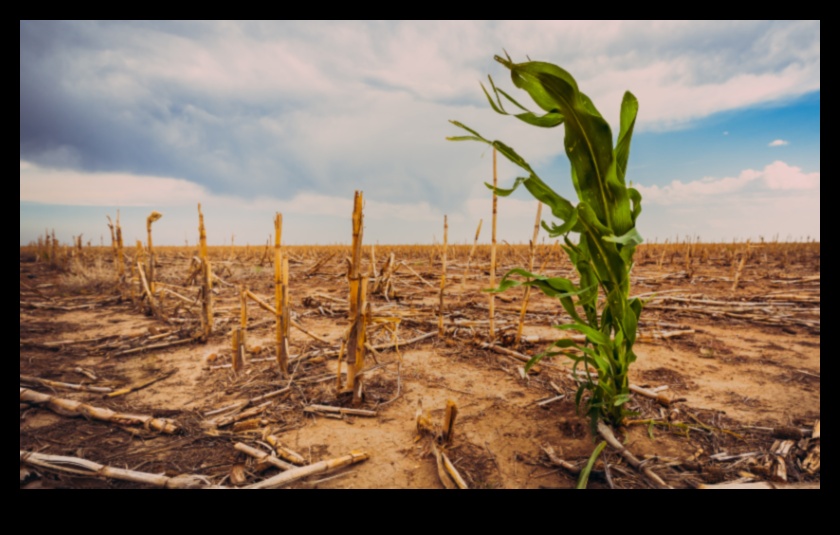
{"left": 198, "top": 204, "right": 213, "bottom": 341}
{"left": 489, "top": 148, "right": 498, "bottom": 343}
{"left": 21, "top": 388, "right": 179, "bottom": 434}
{"left": 344, "top": 192, "right": 366, "bottom": 398}
{"left": 450, "top": 53, "right": 644, "bottom": 429}
{"left": 106, "top": 215, "right": 119, "bottom": 283}
{"left": 515, "top": 202, "right": 542, "bottom": 347}
{"left": 274, "top": 214, "right": 290, "bottom": 375}
{"left": 461, "top": 219, "right": 483, "bottom": 290}
{"left": 146, "top": 211, "right": 163, "bottom": 294}
{"left": 439, "top": 215, "right": 448, "bottom": 337}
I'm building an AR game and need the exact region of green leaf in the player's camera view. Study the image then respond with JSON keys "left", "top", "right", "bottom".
{"left": 484, "top": 76, "right": 566, "bottom": 127}
{"left": 447, "top": 120, "right": 489, "bottom": 142}
{"left": 486, "top": 268, "right": 590, "bottom": 324}
{"left": 614, "top": 91, "right": 639, "bottom": 187}
{"left": 491, "top": 140, "right": 537, "bottom": 175}
{"left": 513, "top": 111, "right": 566, "bottom": 128}
{"left": 446, "top": 135, "right": 485, "bottom": 142}
{"left": 451, "top": 52, "right": 645, "bottom": 431}
{"left": 481, "top": 81, "right": 508, "bottom": 115}
{"left": 524, "top": 350, "right": 560, "bottom": 373}
{"left": 485, "top": 176, "right": 529, "bottom": 198}
{"left": 604, "top": 228, "right": 644, "bottom": 247}
{"left": 520, "top": 177, "right": 576, "bottom": 223}
{"left": 629, "top": 187, "right": 643, "bottom": 223}
{"left": 613, "top": 394, "right": 631, "bottom": 407}
{"left": 621, "top": 303, "right": 639, "bottom": 346}
{"left": 533, "top": 70, "right": 615, "bottom": 229}
{"left": 542, "top": 212, "right": 579, "bottom": 237}
{"left": 555, "top": 322, "right": 610, "bottom": 346}
{"left": 577, "top": 441, "right": 607, "bottom": 490}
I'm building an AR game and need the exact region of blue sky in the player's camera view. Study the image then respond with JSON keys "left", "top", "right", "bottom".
{"left": 20, "top": 21, "right": 820, "bottom": 246}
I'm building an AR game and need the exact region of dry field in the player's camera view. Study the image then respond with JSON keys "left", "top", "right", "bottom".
{"left": 20, "top": 239, "right": 820, "bottom": 489}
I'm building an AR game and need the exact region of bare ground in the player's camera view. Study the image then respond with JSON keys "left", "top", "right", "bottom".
{"left": 20, "top": 243, "right": 820, "bottom": 489}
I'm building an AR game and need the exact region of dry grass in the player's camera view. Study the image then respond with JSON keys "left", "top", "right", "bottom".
{"left": 58, "top": 255, "right": 114, "bottom": 295}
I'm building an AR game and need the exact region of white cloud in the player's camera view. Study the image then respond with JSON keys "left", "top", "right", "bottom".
{"left": 636, "top": 188, "right": 820, "bottom": 242}
{"left": 19, "top": 22, "right": 821, "bottom": 245}
{"left": 636, "top": 169, "right": 761, "bottom": 205}
{"left": 35, "top": 21, "right": 819, "bottom": 132}
{"left": 18, "top": 161, "right": 454, "bottom": 220}
{"left": 19, "top": 160, "right": 457, "bottom": 244}
{"left": 762, "top": 160, "right": 819, "bottom": 190}
{"left": 20, "top": 164, "right": 209, "bottom": 207}
{"left": 636, "top": 161, "right": 819, "bottom": 205}
{"left": 632, "top": 160, "right": 820, "bottom": 241}
{"left": 20, "top": 158, "right": 820, "bottom": 245}
{"left": 768, "top": 139, "right": 789, "bottom": 147}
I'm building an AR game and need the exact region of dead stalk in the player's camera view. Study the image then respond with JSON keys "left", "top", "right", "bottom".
{"left": 146, "top": 211, "right": 163, "bottom": 294}
{"left": 515, "top": 202, "right": 542, "bottom": 347}
{"left": 231, "top": 327, "right": 244, "bottom": 373}
{"left": 490, "top": 147, "right": 498, "bottom": 343}
{"left": 731, "top": 242, "right": 750, "bottom": 292}
{"left": 274, "top": 213, "right": 289, "bottom": 374}
{"left": 443, "top": 399, "right": 458, "bottom": 444}
{"left": 245, "top": 451, "right": 369, "bottom": 490}
{"left": 21, "top": 450, "right": 213, "bottom": 489}
{"left": 597, "top": 421, "right": 671, "bottom": 489}
{"left": 20, "top": 388, "right": 179, "bottom": 434}
{"left": 198, "top": 204, "right": 213, "bottom": 341}
{"left": 462, "top": 219, "right": 483, "bottom": 290}
{"left": 344, "top": 191, "right": 365, "bottom": 397}
{"left": 239, "top": 284, "right": 248, "bottom": 367}
{"left": 439, "top": 215, "right": 448, "bottom": 337}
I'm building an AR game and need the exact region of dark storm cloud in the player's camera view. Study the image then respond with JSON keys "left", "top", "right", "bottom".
{"left": 22, "top": 22, "right": 249, "bottom": 195}
{"left": 19, "top": 21, "right": 820, "bottom": 216}
{"left": 21, "top": 21, "right": 489, "bottom": 213}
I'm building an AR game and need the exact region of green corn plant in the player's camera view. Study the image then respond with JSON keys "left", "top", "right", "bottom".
{"left": 448, "top": 52, "right": 644, "bottom": 430}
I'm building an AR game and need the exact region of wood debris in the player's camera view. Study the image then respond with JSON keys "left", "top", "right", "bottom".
{"left": 542, "top": 445, "right": 584, "bottom": 475}
{"left": 262, "top": 431, "right": 307, "bottom": 466}
{"left": 304, "top": 405, "right": 377, "bottom": 418}
{"left": 107, "top": 369, "right": 176, "bottom": 398}
{"left": 235, "top": 442, "right": 296, "bottom": 472}
{"left": 432, "top": 443, "right": 468, "bottom": 489}
{"left": 245, "top": 451, "right": 369, "bottom": 489}
{"left": 20, "top": 374, "right": 113, "bottom": 394}
{"left": 20, "top": 450, "right": 215, "bottom": 489}
{"left": 698, "top": 480, "right": 820, "bottom": 490}
{"left": 801, "top": 444, "right": 820, "bottom": 475}
{"left": 598, "top": 422, "right": 672, "bottom": 489}
{"left": 20, "top": 388, "right": 180, "bottom": 434}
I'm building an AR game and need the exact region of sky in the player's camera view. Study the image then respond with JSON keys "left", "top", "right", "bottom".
{"left": 20, "top": 20, "right": 820, "bottom": 246}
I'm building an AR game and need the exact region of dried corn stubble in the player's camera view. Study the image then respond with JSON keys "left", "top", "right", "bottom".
{"left": 198, "top": 204, "right": 213, "bottom": 341}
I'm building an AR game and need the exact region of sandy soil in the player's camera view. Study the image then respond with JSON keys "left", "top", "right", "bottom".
{"left": 20, "top": 243, "right": 820, "bottom": 489}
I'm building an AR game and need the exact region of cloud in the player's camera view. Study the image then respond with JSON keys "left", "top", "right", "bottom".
{"left": 636, "top": 169, "right": 761, "bottom": 205}
{"left": 20, "top": 21, "right": 820, "bottom": 205}
{"left": 20, "top": 164, "right": 209, "bottom": 207}
{"left": 19, "top": 160, "right": 451, "bottom": 218}
{"left": 19, "top": 160, "right": 453, "bottom": 243}
{"left": 636, "top": 189, "right": 819, "bottom": 242}
{"left": 768, "top": 139, "right": 789, "bottom": 147}
{"left": 762, "top": 160, "right": 819, "bottom": 190}
{"left": 636, "top": 160, "right": 819, "bottom": 206}
{"left": 633, "top": 162, "right": 819, "bottom": 242}
{"left": 19, "top": 21, "right": 820, "bottom": 244}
